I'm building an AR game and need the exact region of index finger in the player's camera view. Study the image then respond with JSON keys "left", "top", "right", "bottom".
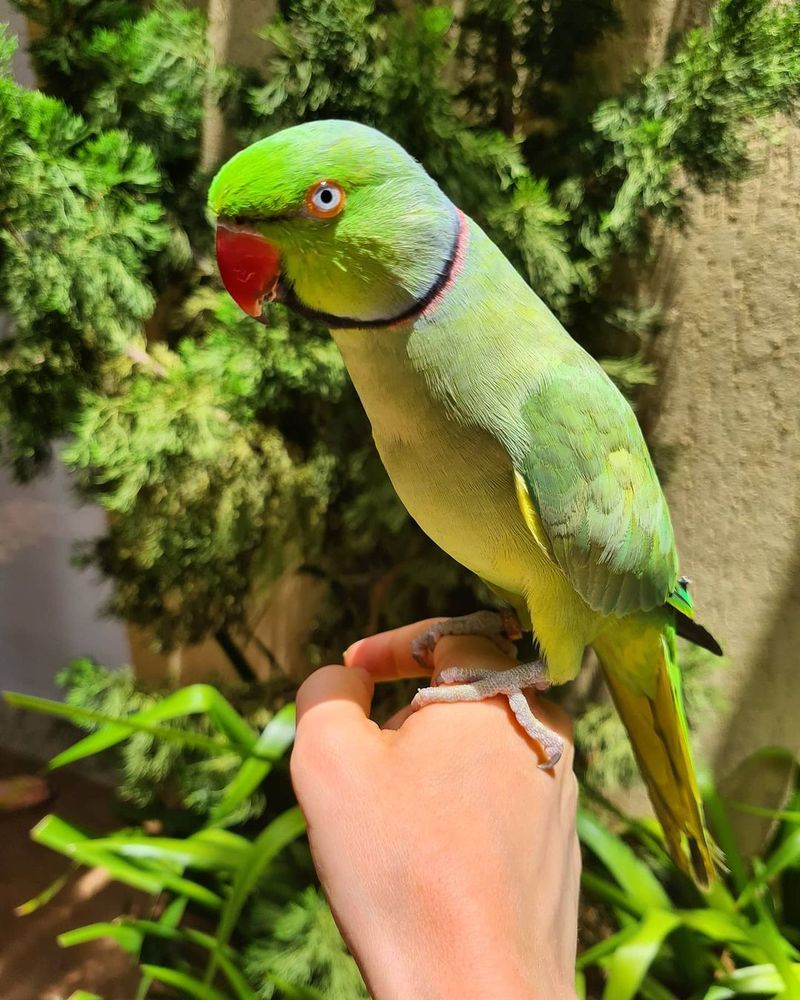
{"left": 343, "top": 618, "right": 517, "bottom": 680}
{"left": 343, "top": 619, "right": 444, "bottom": 679}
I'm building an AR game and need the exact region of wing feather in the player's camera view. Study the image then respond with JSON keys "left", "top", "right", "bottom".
{"left": 515, "top": 365, "right": 678, "bottom": 617}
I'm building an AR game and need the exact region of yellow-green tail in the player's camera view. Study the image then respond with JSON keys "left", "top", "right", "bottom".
{"left": 592, "top": 616, "right": 716, "bottom": 886}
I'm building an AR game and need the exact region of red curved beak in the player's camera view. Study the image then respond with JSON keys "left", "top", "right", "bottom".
{"left": 215, "top": 224, "right": 282, "bottom": 317}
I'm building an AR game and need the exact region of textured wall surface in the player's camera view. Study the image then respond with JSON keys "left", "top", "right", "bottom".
{"left": 646, "top": 130, "right": 800, "bottom": 781}
{"left": 608, "top": 0, "right": 800, "bottom": 795}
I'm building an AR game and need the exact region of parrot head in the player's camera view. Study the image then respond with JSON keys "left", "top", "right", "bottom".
{"left": 208, "top": 120, "right": 459, "bottom": 327}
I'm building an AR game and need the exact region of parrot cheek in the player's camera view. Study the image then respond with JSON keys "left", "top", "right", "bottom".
{"left": 215, "top": 224, "right": 282, "bottom": 318}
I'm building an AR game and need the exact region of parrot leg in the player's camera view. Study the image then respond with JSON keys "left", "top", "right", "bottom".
{"left": 411, "top": 610, "right": 520, "bottom": 670}
{"left": 411, "top": 660, "right": 563, "bottom": 768}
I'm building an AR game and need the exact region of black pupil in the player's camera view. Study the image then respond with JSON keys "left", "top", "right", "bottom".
{"left": 320, "top": 188, "right": 334, "bottom": 204}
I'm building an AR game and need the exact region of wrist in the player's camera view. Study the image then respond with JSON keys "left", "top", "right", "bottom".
{"left": 347, "top": 888, "right": 575, "bottom": 1000}
{"left": 360, "top": 942, "right": 575, "bottom": 1000}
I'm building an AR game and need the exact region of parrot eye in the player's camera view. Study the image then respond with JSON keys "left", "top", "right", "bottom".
{"left": 305, "top": 180, "right": 346, "bottom": 219}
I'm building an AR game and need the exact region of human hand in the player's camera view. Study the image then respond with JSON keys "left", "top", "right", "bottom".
{"left": 290, "top": 619, "right": 580, "bottom": 1000}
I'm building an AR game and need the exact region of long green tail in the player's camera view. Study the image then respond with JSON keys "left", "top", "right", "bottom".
{"left": 592, "top": 615, "right": 716, "bottom": 886}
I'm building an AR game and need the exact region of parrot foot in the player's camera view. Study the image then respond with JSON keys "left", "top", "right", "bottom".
{"left": 411, "top": 660, "right": 562, "bottom": 769}
{"left": 411, "top": 610, "right": 520, "bottom": 671}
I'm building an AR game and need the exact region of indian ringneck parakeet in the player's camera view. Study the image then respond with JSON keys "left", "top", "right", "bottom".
{"left": 209, "top": 120, "right": 722, "bottom": 885}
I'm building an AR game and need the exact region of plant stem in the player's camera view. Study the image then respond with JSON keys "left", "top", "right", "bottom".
{"left": 215, "top": 629, "right": 258, "bottom": 684}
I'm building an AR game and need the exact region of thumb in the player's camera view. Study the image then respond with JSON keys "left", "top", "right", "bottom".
{"left": 295, "top": 665, "right": 377, "bottom": 742}
{"left": 292, "top": 666, "right": 379, "bottom": 802}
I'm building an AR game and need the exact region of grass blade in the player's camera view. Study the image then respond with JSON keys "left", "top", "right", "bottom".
{"left": 251, "top": 704, "right": 296, "bottom": 760}
{"left": 577, "top": 926, "right": 638, "bottom": 970}
{"left": 207, "top": 806, "right": 306, "bottom": 979}
{"left": 581, "top": 871, "right": 642, "bottom": 916}
{"left": 140, "top": 964, "right": 230, "bottom": 1000}
{"left": 130, "top": 915, "right": 257, "bottom": 995}
{"left": 602, "top": 910, "right": 680, "bottom": 1000}
{"left": 209, "top": 758, "right": 271, "bottom": 827}
{"left": 15, "top": 866, "right": 75, "bottom": 915}
{"left": 678, "top": 910, "right": 751, "bottom": 945}
{"left": 89, "top": 833, "right": 246, "bottom": 872}
{"left": 32, "top": 815, "right": 221, "bottom": 908}
{"left": 739, "top": 829, "right": 800, "bottom": 905}
{"left": 698, "top": 769, "right": 749, "bottom": 896}
{"left": 210, "top": 705, "right": 296, "bottom": 826}
{"left": 136, "top": 898, "right": 189, "bottom": 1000}
{"left": 578, "top": 809, "right": 671, "bottom": 914}
{"left": 58, "top": 921, "right": 143, "bottom": 955}
{"left": 717, "top": 963, "right": 785, "bottom": 994}
{"left": 4, "top": 692, "right": 233, "bottom": 761}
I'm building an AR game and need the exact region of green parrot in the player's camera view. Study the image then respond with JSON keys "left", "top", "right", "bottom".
{"left": 209, "top": 120, "right": 722, "bottom": 885}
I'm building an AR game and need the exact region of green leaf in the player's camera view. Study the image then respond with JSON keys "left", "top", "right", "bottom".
{"left": 58, "top": 921, "right": 143, "bottom": 955}
{"left": 581, "top": 870, "right": 641, "bottom": 916}
{"left": 740, "top": 828, "right": 800, "bottom": 904}
{"left": 128, "top": 915, "right": 257, "bottom": 996}
{"left": 89, "top": 831, "right": 247, "bottom": 871}
{"left": 577, "top": 926, "right": 638, "bottom": 970}
{"left": 602, "top": 910, "right": 681, "bottom": 1000}
{"left": 207, "top": 806, "right": 306, "bottom": 979}
{"left": 728, "top": 802, "right": 800, "bottom": 825}
{"left": 15, "top": 866, "right": 75, "bottom": 916}
{"left": 161, "top": 895, "right": 189, "bottom": 928}
{"left": 210, "top": 704, "right": 296, "bottom": 826}
{"left": 252, "top": 703, "right": 297, "bottom": 759}
{"left": 32, "top": 815, "right": 222, "bottom": 909}
{"left": 639, "top": 978, "right": 681, "bottom": 1000}
{"left": 140, "top": 964, "right": 230, "bottom": 1000}
{"left": 3, "top": 691, "right": 234, "bottom": 761}
{"left": 68, "top": 993, "right": 104, "bottom": 1000}
{"left": 717, "top": 963, "right": 786, "bottom": 994}
{"left": 52, "top": 683, "right": 257, "bottom": 765}
{"left": 213, "top": 950, "right": 259, "bottom": 1000}
{"left": 136, "top": 897, "right": 189, "bottom": 1000}
{"left": 746, "top": 913, "right": 800, "bottom": 994}
{"left": 698, "top": 769, "right": 749, "bottom": 896}
{"left": 678, "top": 909, "right": 751, "bottom": 945}
{"left": 577, "top": 809, "right": 671, "bottom": 914}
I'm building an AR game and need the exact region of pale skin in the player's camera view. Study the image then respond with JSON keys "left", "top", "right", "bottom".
{"left": 290, "top": 618, "right": 581, "bottom": 1000}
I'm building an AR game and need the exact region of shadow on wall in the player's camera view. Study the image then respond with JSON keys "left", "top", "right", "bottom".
{"left": 711, "top": 532, "right": 800, "bottom": 850}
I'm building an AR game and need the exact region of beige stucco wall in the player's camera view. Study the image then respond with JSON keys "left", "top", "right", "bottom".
{"left": 610, "top": 0, "right": 800, "bottom": 802}
{"left": 646, "top": 131, "right": 800, "bottom": 778}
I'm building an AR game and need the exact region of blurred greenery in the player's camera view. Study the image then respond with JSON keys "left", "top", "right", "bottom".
{"left": 2, "top": 0, "right": 799, "bottom": 658}
{"left": 7, "top": 673, "right": 800, "bottom": 999}
{"left": 3, "top": 0, "right": 800, "bottom": 996}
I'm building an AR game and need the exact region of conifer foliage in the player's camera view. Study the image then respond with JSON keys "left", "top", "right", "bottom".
{"left": 4, "top": 4, "right": 800, "bottom": 997}
{"left": 2, "top": 0, "right": 799, "bottom": 662}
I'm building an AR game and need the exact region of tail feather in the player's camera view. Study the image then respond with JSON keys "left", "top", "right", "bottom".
{"left": 668, "top": 578, "right": 723, "bottom": 657}
{"left": 592, "top": 618, "right": 716, "bottom": 886}
{"left": 675, "top": 615, "right": 723, "bottom": 656}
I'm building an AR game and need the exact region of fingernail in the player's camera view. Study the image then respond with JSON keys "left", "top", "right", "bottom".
{"left": 343, "top": 639, "right": 363, "bottom": 666}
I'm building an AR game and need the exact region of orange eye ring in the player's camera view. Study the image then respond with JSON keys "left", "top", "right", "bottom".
{"left": 304, "top": 180, "right": 346, "bottom": 219}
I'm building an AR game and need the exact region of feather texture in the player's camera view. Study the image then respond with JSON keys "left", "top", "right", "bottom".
{"left": 210, "top": 121, "right": 722, "bottom": 884}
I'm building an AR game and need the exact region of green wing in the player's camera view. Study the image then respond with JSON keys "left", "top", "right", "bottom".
{"left": 517, "top": 363, "right": 679, "bottom": 617}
